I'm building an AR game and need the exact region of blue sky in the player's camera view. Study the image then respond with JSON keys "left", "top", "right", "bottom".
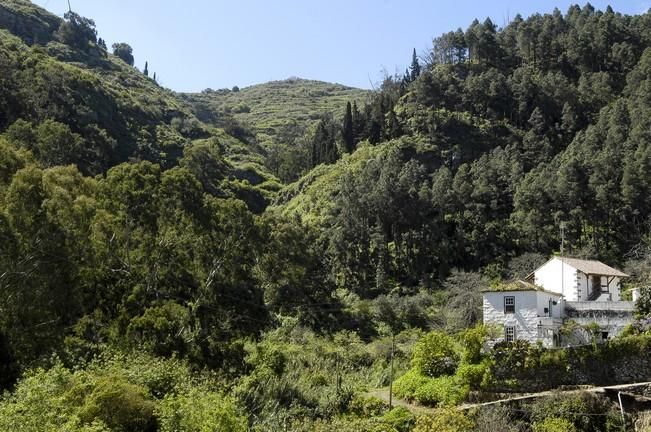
{"left": 34, "top": 0, "right": 649, "bottom": 92}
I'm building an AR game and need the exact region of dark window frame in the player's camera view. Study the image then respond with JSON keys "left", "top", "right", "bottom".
{"left": 504, "top": 296, "right": 515, "bottom": 314}
{"left": 505, "top": 325, "right": 516, "bottom": 342}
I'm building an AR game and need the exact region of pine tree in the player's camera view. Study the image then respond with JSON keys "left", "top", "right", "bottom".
{"left": 342, "top": 101, "right": 355, "bottom": 153}
{"left": 352, "top": 101, "right": 365, "bottom": 143}
{"left": 144, "top": 61, "right": 149, "bottom": 77}
{"left": 410, "top": 48, "right": 421, "bottom": 81}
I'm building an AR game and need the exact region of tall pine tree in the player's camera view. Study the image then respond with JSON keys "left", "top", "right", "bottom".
{"left": 342, "top": 101, "right": 355, "bottom": 154}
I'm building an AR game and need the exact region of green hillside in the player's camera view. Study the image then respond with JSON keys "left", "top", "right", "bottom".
{"left": 183, "top": 78, "right": 369, "bottom": 147}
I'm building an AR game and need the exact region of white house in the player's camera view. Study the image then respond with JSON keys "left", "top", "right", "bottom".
{"left": 482, "top": 280, "right": 564, "bottom": 347}
{"left": 525, "top": 256, "right": 628, "bottom": 301}
{"left": 483, "top": 257, "right": 634, "bottom": 348}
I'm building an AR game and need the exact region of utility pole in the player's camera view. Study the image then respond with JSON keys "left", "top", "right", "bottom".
{"left": 560, "top": 221, "right": 567, "bottom": 297}
{"left": 389, "top": 332, "right": 395, "bottom": 409}
{"left": 67, "top": 0, "right": 72, "bottom": 13}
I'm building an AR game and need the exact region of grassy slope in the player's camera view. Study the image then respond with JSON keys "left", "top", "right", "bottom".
{"left": 183, "top": 78, "right": 370, "bottom": 147}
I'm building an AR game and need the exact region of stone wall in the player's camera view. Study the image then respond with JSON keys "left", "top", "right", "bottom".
{"left": 488, "top": 335, "right": 651, "bottom": 392}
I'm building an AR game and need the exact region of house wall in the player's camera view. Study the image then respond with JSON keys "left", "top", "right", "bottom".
{"left": 577, "top": 272, "right": 589, "bottom": 301}
{"left": 534, "top": 258, "right": 579, "bottom": 301}
{"left": 612, "top": 277, "right": 621, "bottom": 301}
{"left": 483, "top": 291, "right": 540, "bottom": 344}
{"left": 536, "top": 292, "right": 564, "bottom": 318}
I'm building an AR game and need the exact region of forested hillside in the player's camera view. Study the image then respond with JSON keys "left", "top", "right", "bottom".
{"left": 182, "top": 79, "right": 369, "bottom": 183}
{"left": 2, "top": 1, "right": 651, "bottom": 431}
{"left": 277, "top": 4, "right": 651, "bottom": 293}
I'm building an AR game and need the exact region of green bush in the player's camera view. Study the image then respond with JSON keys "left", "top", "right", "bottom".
{"left": 411, "top": 331, "right": 460, "bottom": 377}
{"left": 413, "top": 375, "right": 469, "bottom": 407}
{"left": 458, "top": 325, "right": 487, "bottom": 364}
{"left": 413, "top": 408, "right": 473, "bottom": 432}
{"left": 456, "top": 361, "right": 490, "bottom": 390}
{"left": 532, "top": 417, "right": 577, "bottom": 432}
{"left": 382, "top": 406, "right": 416, "bottom": 432}
{"left": 349, "top": 395, "right": 387, "bottom": 417}
{"left": 156, "top": 387, "right": 247, "bottom": 432}
{"left": 75, "top": 376, "right": 156, "bottom": 432}
{"left": 392, "top": 369, "right": 430, "bottom": 401}
{"left": 0, "top": 365, "right": 108, "bottom": 432}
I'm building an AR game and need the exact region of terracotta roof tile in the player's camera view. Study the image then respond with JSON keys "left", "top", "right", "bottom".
{"left": 557, "top": 257, "right": 629, "bottom": 277}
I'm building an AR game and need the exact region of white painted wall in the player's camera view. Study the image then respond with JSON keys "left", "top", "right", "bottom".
{"left": 533, "top": 258, "right": 579, "bottom": 300}
{"left": 610, "top": 276, "right": 621, "bottom": 301}
{"left": 536, "top": 292, "right": 564, "bottom": 318}
{"left": 483, "top": 291, "right": 540, "bottom": 344}
{"left": 577, "top": 272, "right": 589, "bottom": 301}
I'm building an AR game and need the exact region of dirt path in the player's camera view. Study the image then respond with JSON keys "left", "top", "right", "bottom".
{"left": 366, "top": 381, "right": 651, "bottom": 413}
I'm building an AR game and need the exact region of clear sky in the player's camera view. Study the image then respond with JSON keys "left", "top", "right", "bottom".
{"left": 34, "top": 0, "right": 649, "bottom": 92}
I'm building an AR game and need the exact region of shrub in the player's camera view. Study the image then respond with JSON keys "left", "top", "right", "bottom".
{"left": 0, "top": 365, "right": 105, "bottom": 432}
{"left": 392, "top": 369, "right": 430, "bottom": 401}
{"left": 413, "top": 375, "right": 469, "bottom": 406}
{"left": 527, "top": 392, "right": 622, "bottom": 432}
{"left": 156, "top": 387, "right": 247, "bottom": 432}
{"left": 636, "top": 410, "right": 651, "bottom": 432}
{"left": 532, "top": 417, "right": 577, "bottom": 432}
{"left": 76, "top": 376, "right": 156, "bottom": 432}
{"left": 413, "top": 408, "right": 473, "bottom": 432}
{"left": 382, "top": 406, "right": 416, "bottom": 432}
{"left": 349, "top": 395, "right": 387, "bottom": 417}
{"left": 473, "top": 405, "right": 523, "bottom": 432}
{"left": 411, "top": 331, "right": 460, "bottom": 377}
{"left": 456, "top": 361, "right": 490, "bottom": 390}
{"left": 458, "top": 325, "right": 487, "bottom": 364}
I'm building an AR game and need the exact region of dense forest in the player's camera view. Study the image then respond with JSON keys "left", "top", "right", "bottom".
{"left": 2, "top": 0, "right": 651, "bottom": 430}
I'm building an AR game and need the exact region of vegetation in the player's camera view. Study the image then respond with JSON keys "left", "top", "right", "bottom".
{"left": 2, "top": 0, "right": 651, "bottom": 430}
{"left": 182, "top": 78, "right": 369, "bottom": 182}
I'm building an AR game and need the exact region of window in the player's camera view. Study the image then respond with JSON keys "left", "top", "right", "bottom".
{"left": 505, "top": 326, "right": 516, "bottom": 342}
{"left": 504, "top": 296, "right": 515, "bottom": 314}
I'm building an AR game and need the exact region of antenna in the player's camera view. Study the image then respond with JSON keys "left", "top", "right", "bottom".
{"left": 560, "top": 221, "right": 567, "bottom": 256}
{"left": 67, "top": 0, "right": 72, "bottom": 13}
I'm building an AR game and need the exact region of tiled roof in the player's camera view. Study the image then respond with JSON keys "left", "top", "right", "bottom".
{"left": 557, "top": 257, "right": 629, "bottom": 277}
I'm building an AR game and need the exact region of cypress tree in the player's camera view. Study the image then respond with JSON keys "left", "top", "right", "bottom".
{"left": 144, "top": 61, "right": 149, "bottom": 77}
{"left": 342, "top": 101, "right": 355, "bottom": 153}
{"left": 410, "top": 48, "right": 421, "bottom": 81}
{"left": 352, "top": 101, "right": 364, "bottom": 142}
